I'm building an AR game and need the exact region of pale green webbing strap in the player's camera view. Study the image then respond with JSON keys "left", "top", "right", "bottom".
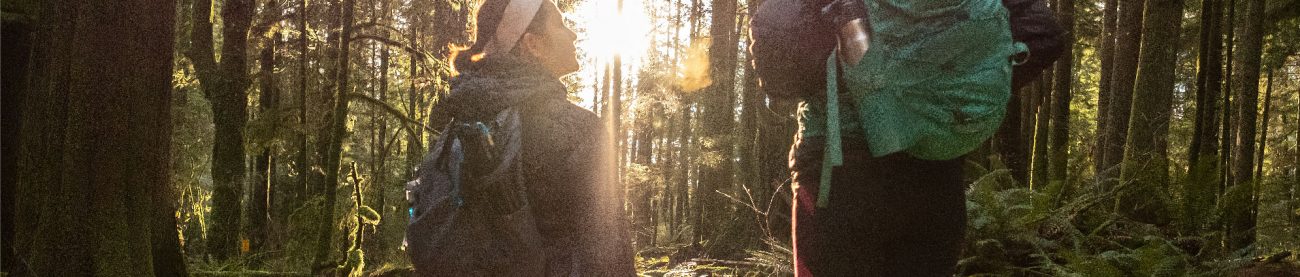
{"left": 817, "top": 50, "right": 843, "bottom": 208}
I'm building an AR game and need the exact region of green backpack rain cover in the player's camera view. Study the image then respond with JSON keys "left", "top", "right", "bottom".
{"left": 827, "top": 0, "right": 1027, "bottom": 161}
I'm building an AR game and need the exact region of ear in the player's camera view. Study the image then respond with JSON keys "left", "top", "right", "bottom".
{"left": 518, "top": 32, "right": 544, "bottom": 58}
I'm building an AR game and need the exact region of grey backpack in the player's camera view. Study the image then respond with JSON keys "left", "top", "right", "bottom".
{"left": 405, "top": 107, "right": 545, "bottom": 276}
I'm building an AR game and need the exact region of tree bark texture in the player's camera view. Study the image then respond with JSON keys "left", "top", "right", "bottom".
{"left": 187, "top": 0, "right": 256, "bottom": 260}
{"left": 1031, "top": 74, "right": 1052, "bottom": 190}
{"left": 1226, "top": 0, "right": 1265, "bottom": 251}
{"left": 1094, "top": 0, "right": 1119, "bottom": 174}
{"left": 15, "top": 0, "right": 179, "bottom": 274}
{"left": 1220, "top": 0, "right": 1237, "bottom": 192}
{"left": 1, "top": 5, "right": 35, "bottom": 274}
{"left": 1099, "top": 0, "right": 1144, "bottom": 183}
{"left": 1118, "top": 0, "right": 1183, "bottom": 226}
{"left": 1254, "top": 71, "right": 1272, "bottom": 179}
{"left": 1048, "top": 0, "right": 1075, "bottom": 188}
{"left": 252, "top": 29, "right": 282, "bottom": 259}
{"left": 1185, "top": 0, "right": 1225, "bottom": 233}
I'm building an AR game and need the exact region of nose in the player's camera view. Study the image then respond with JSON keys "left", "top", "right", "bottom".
{"left": 561, "top": 22, "right": 578, "bottom": 42}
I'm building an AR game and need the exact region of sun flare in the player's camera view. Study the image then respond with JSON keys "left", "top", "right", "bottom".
{"left": 572, "top": 0, "right": 651, "bottom": 65}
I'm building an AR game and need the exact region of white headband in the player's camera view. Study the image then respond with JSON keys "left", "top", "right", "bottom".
{"left": 483, "top": 0, "right": 546, "bottom": 56}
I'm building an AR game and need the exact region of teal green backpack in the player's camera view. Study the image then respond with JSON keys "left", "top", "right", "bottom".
{"left": 827, "top": 0, "right": 1027, "bottom": 161}
{"left": 816, "top": 0, "right": 1027, "bottom": 206}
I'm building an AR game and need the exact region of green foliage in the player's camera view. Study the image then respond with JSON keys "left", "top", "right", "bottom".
{"left": 743, "top": 238, "right": 793, "bottom": 276}
{"left": 958, "top": 168, "right": 1300, "bottom": 276}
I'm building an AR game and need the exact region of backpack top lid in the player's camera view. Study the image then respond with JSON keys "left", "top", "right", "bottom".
{"left": 750, "top": 0, "right": 836, "bottom": 99}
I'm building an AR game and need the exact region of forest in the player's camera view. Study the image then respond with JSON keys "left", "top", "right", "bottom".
{"left": 2, "top": 0, "right": 1299, "bottom": 275}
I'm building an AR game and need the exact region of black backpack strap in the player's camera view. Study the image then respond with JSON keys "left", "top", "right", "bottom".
{"left": 479, "top": 107, "right": 523, "bottom": 185}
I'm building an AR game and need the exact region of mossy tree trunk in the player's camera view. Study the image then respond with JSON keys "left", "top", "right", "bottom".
{"left": 186, "top": 0, "right": 256, "bottom": 260}
{"left": 1048, "top": 0, "right": 1075, "bottom": 188}
{"left": 314, "top": 0, "right": 356, "bottom": 270}
{"left": 1099, "top": 0, "right": 1144, "bottom": 184}
{"left": 1185, "top": 0, "right": 1226, "bottom": 233}
{"left": 1117, "top": 0, "right": 1183, "bottom": 226}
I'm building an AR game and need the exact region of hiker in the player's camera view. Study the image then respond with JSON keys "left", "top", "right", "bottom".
{"left": 404, "top": 0, "right": 636, "bottom": 275}
{"left": 751, "top": 0, "right": 1063, "bottom": 275}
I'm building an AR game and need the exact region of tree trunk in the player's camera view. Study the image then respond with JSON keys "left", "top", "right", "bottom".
{"left": 16, "top": 0, "right": 178, "bottom": 274}
{"left": 1031, "top": 74, "right": 1052, "bottom": 190}
{"left": 1253, "top": 70, "right": 1272, "bottom": 185}
{"left": 601, "top": 63, "right": 611, "bottom": 120}
{"left": 738, "top": 0, "right": 769, "bottom": 245}
{"left": 252, "top": 28, "right": 282, "bottom": 259}
{"left": 677, "top": 101, "right": 695, "bottom": 244}
{"left": 186, "top": 0, "right": 256, "bottom": 260}
{"left": 314, "top": 0, "right": 356, "bottom": 269}
{"left": 614, "top": 1, "right": 628, "bottom": 174}
{"left": 11, "top": 0, "right": 77, "bottom": 269}
{"left": 1, "top": 5, "right": 35, "bottom": 274}
{"left": 1099, "top": 0, "right": 1145, "bottom": 183}
{"left": 1048, "top": 0, "right": 1075, "bottom": 189}
{"left": 1185, "top": 0, "right": 1225, "bottom": 233}
{"left": 698, "top": 0, "right": 739, "bottom": 256}
{"left": 153, "top": 178, "right": 191, "bottom": 277}
{"left": 296, "top": 0, "right": 312, "bottom": 211}
{"left": 630, "top": 102, "right": 657, "bottom": 247}
{"left": 1226, "top": 0, "right": 1264, "bottom": 251}
{"left": 613, "top": 53, "right": 625, "bottom": 182}
{"left": 1117, "top": 0, "right": 1182, "bottom": 226}
{"left": 1220, "top": 0, "right": 1237, "bottom": 193}
{"left": 1095, "top": 0, "right": 1119, "bottom": 173}
{"left": 997, "top": 87, "right": 1029, "bottom": 185}
{"left": 365, "top": 30, "right": 392, "bottom": 263}
{"left": 664, "top": 0, "right": 687, "bottom": 245}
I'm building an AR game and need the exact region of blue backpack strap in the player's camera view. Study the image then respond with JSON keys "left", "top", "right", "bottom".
{"left": 818, "top": 49, "right": 844, "bottom": 208}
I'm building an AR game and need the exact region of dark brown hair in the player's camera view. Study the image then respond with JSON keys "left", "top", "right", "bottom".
{"left": 451, "top": 0, "right": 556, "bottom": 72}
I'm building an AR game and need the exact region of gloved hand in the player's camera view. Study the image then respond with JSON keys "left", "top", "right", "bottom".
{"left": 817, "top": 0, "right": 868, "bottom": 28}
{"left": 803, "top": 0, "right": 870, "bottom": 66}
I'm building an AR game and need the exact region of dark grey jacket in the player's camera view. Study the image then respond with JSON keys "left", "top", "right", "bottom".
{"left": 425, "top": 55, "right": 636, "bottom": 276}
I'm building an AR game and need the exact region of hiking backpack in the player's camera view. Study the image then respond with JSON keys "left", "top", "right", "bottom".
{"left": 752, "top": 0, "right": 1063, "bottom": 161}
{"left": 750, "top": 0, "right": 1063, "bottom": 98}
{"left": 405, "top": 107, "right": 545, "bottom": 276}
{"left": 840, "top": 0, "right": 1027, "bottom": 160}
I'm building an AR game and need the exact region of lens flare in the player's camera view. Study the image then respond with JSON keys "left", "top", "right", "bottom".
{"left": 573, "top": 0, "right": 651, "bottom": 65}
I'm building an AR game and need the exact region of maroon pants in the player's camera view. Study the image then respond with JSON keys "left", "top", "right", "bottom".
{"left": 790, "top": 136, "right": 967, "bottom": 276}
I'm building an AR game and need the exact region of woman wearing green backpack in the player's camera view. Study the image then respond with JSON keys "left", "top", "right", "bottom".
{"left": 752, "top": 0, "right": 1062, "bottom": 275}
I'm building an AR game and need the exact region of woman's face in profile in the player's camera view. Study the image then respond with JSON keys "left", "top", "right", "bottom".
{"left": 521, "top": 1, "right": 580, "bottom": 77}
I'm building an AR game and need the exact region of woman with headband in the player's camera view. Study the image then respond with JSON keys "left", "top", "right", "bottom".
{"left": 406, "top": 0, "right": 635, "bottom": 275}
